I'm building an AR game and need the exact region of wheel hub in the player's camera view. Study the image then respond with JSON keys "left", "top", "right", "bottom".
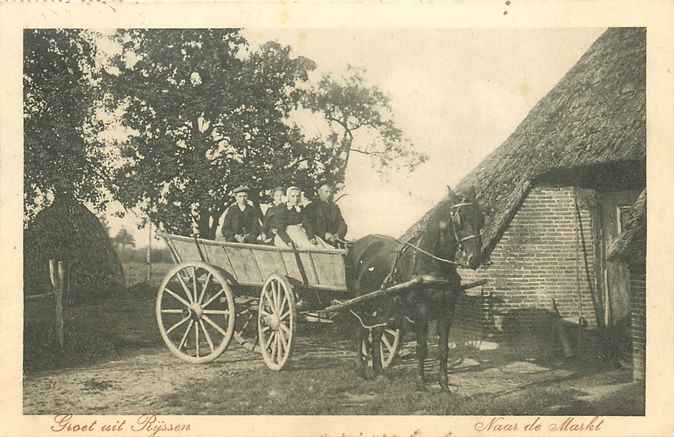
{"left": 269, "top": 314, "right": 281, "bottom": 330}
{"left": 189, "top": 302, "right": 203, "bottom": 320}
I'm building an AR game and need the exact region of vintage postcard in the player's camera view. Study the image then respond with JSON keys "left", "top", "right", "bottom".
{"left": 1, "top": 0, "right": 673, "bottom": 436}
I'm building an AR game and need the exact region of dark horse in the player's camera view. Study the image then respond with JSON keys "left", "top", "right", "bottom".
{"left": 346, "top": 186, "right": 483, "bottom": 391}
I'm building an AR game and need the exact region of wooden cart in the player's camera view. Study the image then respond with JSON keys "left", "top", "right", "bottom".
{"left": 155, "top": 232, "right": 483, "bottom": 370}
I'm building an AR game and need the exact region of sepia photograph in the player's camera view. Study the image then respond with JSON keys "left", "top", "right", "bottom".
{"left": 19, "top": 26, "right": 651, "bottom": 419}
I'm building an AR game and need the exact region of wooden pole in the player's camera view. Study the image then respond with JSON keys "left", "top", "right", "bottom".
{"left": 318, "top": 277, "right": 488, "bottom": 315}
{"left": 146, "top": 221, "right": 152, "bottom": 283}
{"left": 55, "top": 261, "right": 65, "bottom": 350}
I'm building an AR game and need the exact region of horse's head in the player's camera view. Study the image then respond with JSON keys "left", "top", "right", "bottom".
{"left": 445, "top": 185, "right": 483, "bottom": 270}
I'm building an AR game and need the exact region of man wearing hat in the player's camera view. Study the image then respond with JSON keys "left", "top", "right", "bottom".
{"left": 303, "top": 182, "right": 348, "bottom": 247}
{"left": 221, "top": 185, "right": 262, "bottom": 243}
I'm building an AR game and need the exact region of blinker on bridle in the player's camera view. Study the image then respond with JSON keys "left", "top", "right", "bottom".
{"left": 449, "top": 201, "right": 480, "bottom": 247}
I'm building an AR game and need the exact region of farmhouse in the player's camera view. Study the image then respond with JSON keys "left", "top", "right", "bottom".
{"left": 402, "top": 28, "right": 646, "bottom": 377}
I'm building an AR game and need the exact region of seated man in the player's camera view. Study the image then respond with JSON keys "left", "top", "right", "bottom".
{"left": 262, "top": 186, "right": 286, "bottom": 244}
{"left": 221, "top": 185, "right": 261, "bottom": 243}
{"left": 303, "top": 182, "right": 348, "bottom": 247}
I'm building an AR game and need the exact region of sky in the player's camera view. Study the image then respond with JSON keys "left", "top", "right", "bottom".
{"left": 103, "top": 28, "right": 606, "bottom": 247}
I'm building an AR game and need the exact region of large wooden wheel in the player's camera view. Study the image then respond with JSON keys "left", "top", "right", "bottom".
{"left": 361, "top": 325, "right": 401, "bottom": 369}
{"left": 258, "top": 274, "right": 297, "bottom": 370}
{"left": 156, "top": 262, "right": 236, "bottom": 364}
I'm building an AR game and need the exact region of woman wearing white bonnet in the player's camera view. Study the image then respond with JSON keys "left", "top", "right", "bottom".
{"left": 274, "top": 186, "right": 330, "bottom": 249}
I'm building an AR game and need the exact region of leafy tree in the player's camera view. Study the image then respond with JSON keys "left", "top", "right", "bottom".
{"left": 98, "top": 214, "right": 112, "bottom": 238}
{"left": 301, "top": 65, "right": 428, "bottom": 180}
{"left": 23, "top": 29, "right": 109, "bottom": 222}
{"left": 104, "top": 29, "right": 336, "bottom": 238}
{"left": 113, "top": 227, "right": 136, "bottom": 251}
{"left": 104, "top": 30, "right": 427, "bottom": 238}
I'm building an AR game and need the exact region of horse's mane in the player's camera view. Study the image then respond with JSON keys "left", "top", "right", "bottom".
{"left": 416, "top": 199, "right": 454, "bottom": 250}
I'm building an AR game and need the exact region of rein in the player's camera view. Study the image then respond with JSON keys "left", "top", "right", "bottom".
{"left": 394, "top": 238, "right": 460, "bottom": 266}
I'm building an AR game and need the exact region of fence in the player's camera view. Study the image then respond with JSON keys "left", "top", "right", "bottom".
{"left": 24, "top": 259, "right": 66, "bottom": 349}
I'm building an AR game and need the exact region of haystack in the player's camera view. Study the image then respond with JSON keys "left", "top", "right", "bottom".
{"left": 24, "top": 197, "right": 125, "bottom": 300}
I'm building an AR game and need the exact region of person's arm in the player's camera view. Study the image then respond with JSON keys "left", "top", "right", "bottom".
{"left": 302, "top": 203, "right": 316, "bottom": 240}
{"left": 249, "top": 208, "right": 262, "bottom": 240}
{"left": 272, "top": 209, "right": 291, "bottom": 245}
{"left": 335, "top": 205, "right": 348, "bottom": 239}
{"left": 221, "top": 208, "right": 235, "bottom": 241}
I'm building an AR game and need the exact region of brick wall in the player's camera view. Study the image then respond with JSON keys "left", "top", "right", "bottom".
{"left": 455, "top": 185, "right": 599, "bottom": 354}
{"left": 629, "top": 266, "right": 646, "bottom": 381}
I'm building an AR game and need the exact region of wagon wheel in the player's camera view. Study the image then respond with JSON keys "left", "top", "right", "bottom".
{"left": 258, "top": 274, "right": 297, "bottom": 370}
{"left": 361, "top": 326, "right": 401, "bottom": 369}
{"left": 156, "top": 262, "right": 236, "bottom": 364}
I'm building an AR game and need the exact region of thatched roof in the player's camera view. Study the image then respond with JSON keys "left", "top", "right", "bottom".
{"left": 402, "top": 28, "right": 646, "bottom": 260}
{"left": 24, "top": 197, "right": 125, "bottom": 299}
{"left": 608, "top": 189, "right": 646, "bottom": 264}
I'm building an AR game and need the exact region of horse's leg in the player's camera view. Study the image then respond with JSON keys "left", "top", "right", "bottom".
{"left": 414, "top": 303, "right": 430, "bottom": 390}
{"left": 438, "top": 315, "right": 450, "bottom": 391}
{"left": 355, "top": 326, "right": 369, "bottom": 379}
{"left": 371, "top": 326, "right": 388, "bottom": 381}
{"left": 438, "top": 296, "right": 457, "bottom": 392}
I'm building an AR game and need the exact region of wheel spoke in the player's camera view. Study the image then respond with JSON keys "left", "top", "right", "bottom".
{"left": 271, "top": 282, "right": 280, "bottom": 313}
{"left": 202, "top": 314, "right": 228, "bottom": 336}
{"left": 166, "top": 315, "right": 190, "bottom": 334}
{"left": 175, "top": 272, "right": 195, "bottom": 304}
{"left": 265, "top": 285, "right": 276, "bottom": 314}
{"left": 203, "top": 309, "right": 229, "bottom": 315}
{"left": 161, "top": 309, "right": 184, "bottom": 314}
{"left": 279, "top": 293, "right": 287, "bottom": 314}
{"left": 277, "top": 327, "right": 285, "bottom": 346}
{"left": 194, "top": 322, "right": 200, "bottom": 357}
{"left": 192, "top": 267, "right": 199, "bottom": 303}
{"left": 265, "top": 331, "right": 276, "bottom": 351}
{"left": 279, "top": 310, "right": 290, "bottom": 321}
{"left": 202, "top": 288, "right": 224, "bottom": 308}
{"left": 260, "top": 309, "right": 272, "bottom": 319}
{"left": 199, "top": 319, "right": 215, "bottom": 353}
{"left": 271, "top": 334, "right": 278, "bottom": 362}
{"left": 279, "top": 323, "right": 290, "bottom": 336}
{"left": 381, "top": 334, "right": 393, "bottom": 353}
{"left": 278, "top": 327, "right": 290, "bottom": 353}
{"left": 178, "top": 320, "right": 194, "bottom": 351}
{"left": 198, "top": 272, "right": 212, "bottom": 304}
{"left": 165, "top": 288, "right": 191, "bottom": 308}
{"left": 276, "top": 332, "right": 284, "bottom": 358}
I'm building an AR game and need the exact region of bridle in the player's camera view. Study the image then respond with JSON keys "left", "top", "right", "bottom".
{"left": 449, "top": 201, "right": 481, "bottom": 251}
{"left": 393, "top": 199, "right": 481, "bottom": 268}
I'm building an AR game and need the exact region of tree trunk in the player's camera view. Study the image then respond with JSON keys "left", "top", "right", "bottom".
{"left": 336, "top": 129, "right": 353, "bottom": 181}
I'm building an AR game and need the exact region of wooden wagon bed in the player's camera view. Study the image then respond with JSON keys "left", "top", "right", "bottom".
{"left": 159, "top": 232, "right": 349, "bottom": 292}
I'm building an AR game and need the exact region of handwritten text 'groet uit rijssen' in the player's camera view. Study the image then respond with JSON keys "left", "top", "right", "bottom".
{"left": 50, "top": 415, "right": 190, "bottom": 437}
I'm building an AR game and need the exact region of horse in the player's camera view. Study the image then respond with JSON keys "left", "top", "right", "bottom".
{"left": 345, "top": 185, "right": 483, "bottom": 391}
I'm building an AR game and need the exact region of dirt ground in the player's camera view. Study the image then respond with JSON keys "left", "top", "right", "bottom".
{"left": 23, "top": 285, "right": 644, "bottom": 416}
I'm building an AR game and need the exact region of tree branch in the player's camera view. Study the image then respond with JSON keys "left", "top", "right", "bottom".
{"left": 351, "top": 147, "right": 386, "bottom": 156}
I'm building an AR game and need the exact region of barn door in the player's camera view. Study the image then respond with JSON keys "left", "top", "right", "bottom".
{"left": 598, "top": 191, "right": 640, "bottom": 328}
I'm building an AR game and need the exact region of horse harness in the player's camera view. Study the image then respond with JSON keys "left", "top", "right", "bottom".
{"left": 347, "top": 200, "right": 480, "bottom": 330}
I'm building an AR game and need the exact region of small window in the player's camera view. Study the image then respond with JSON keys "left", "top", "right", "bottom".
{"left": 616, "top": 205, "right": 633, "bottom": 234}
